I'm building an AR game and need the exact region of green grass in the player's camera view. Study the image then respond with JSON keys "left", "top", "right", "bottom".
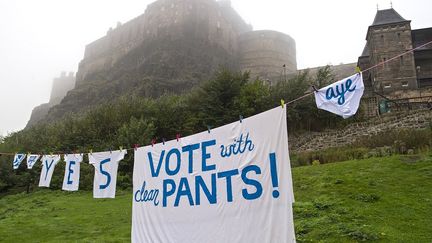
{"left": 0, "top": 190, "right": 132, "bottom": 242}
{"left": 1, "top": 155, "right": 431, "bottom": 242}
{"left": 293, "top": 154, "right": 432, "bottom": 242}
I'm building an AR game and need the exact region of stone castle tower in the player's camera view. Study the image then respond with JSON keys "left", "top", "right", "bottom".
{"left": 49, "top": 71, "right": 75, "bottom": 104}
{"left": 75, "top": 0, "right": 296, "bottom": 87}
{"left": 358, "top": 8, "right": 432, "bottom": 94}
{"left": 27, "top": 72, "right": 76, "bottom": 127}
{"left": 359, "top": 8, "right": 417, "bottom": 93}
{"left": 358, "top": 7, "right": 432, "bottom": 116}
{"left": 28, "top": 0, "right": 297, "bottom": 125}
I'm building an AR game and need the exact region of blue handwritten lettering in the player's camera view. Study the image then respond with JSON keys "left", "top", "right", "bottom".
{"left": 325, "top": 78, "right": 356, "bottom": 105}
{"left": 134, "top": 181, "right": 160, "bottom": 206}
{"left": 44, "top": 159, "right": 55, "bottom": 181}
{"left": 202, "top": 140, "right": 216, "bottom": 172}
{"left": 147, "top": 150, "right": 165, "bottom": 177}
{"left": 220, "top": 133, "right": 255, "bottom": 158}
{"left": 13, "top": 154, "right": 24, "bottom": 167}
{"left": 241, "top": 165, "right": 263, "bottom": 200}
{"left": 174, "top": 178, "right": 194, "bottom": 207}
{"left": 165, "top": 148, "right": 181, "bottom": 176}
{"left": 195, "top": 174, "right": 217, "bottom": 205}
{"left": 217, "top": 169, "right": 239, "bottom": 202}
{"left": 28, "top": 156, "right": 38, "bottom": 167}
{"left": 67, "top": 161, "right": 76, "bottom": 185}
{"left": 99, "top": 158, "right": 111, "bottom": 189}
{"left": 182, "top": 143, "right": 200, "bottom": 173}
{"left": 163, "top": 179, "right": 176, "bottom": 207}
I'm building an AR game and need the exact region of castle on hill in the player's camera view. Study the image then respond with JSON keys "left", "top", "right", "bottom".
{"left": 26, "top": 3, "right": 432, "bottom": 126}
{"left": 76, "top": 0, "right": 297, "bottom": 86}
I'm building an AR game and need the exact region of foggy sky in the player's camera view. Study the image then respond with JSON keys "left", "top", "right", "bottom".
{"left": 0, "top": 0, "right": 431, "bottom": 136}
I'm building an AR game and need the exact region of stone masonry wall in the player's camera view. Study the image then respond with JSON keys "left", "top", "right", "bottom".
{"left": 290, "top": 110, "right": 432, "bottom": 152}
{"left": 239, "top": 30, "right": 296, "bottom": 82}
{"left": 76, "top": 0, "right": 252, "bottom": 85}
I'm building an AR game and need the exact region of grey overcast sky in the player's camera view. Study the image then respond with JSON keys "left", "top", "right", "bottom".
{"left": 0, "top": 0, "right": 431, "bottom": 136}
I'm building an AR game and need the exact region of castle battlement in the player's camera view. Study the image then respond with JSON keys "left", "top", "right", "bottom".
{"left": 75, "top": 0, "right": 296, "bottom": 86}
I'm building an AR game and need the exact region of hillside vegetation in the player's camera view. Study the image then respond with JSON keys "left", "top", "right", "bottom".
{"left": 0, "top": 68, "right": 355, "bottom": 195}
{"left": 0, "top": 155, "right": 431, "bottom": 242}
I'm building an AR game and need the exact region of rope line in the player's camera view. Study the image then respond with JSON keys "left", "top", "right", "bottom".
{"left": 362, "top": 40, "right": 432, "bottom": 73}
{"left": 1, "top": 40, "right": 431, "bottom": 156}
{"left": 284, "top": 40, "right": 432, "bottom": 107}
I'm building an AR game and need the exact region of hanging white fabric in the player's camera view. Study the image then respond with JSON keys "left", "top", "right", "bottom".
{"left": 13, "top": 153, "right": 26, "bottom": 169}
{"left": 314, "top": 72, "right": 364, "bottom": 119}
{"left": 132, "top": 106, "right": 295, "bottom": 243}
{"left": 62, "top": 154, "right": 84, "bottom": 191}
{"left": 26, "top": 154, "right": 40, "bottom": 169}
{"left": 38, "top": 154, "right": 61, "bottom": 187}
{"left": 89, "top": 150, "right": 127, "bottom": 198}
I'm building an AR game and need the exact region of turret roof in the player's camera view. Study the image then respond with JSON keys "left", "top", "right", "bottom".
{"left": 371, "top": 8, "right": 408, "bottom": 26}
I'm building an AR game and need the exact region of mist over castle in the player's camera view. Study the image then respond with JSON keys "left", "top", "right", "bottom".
{"left": 26, "top": 0, "right": 432, "bottom": 126}
{"left": 27, "top": 0, "right": 297, "bottom": 126}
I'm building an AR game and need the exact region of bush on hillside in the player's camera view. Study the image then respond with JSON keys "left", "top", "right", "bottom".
{"left": 0, "top": 67, "right": 367, "bottom": 195}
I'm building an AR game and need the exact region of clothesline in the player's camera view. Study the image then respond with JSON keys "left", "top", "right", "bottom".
{"left": 1, "top": 39, "right": 431, "bottom": 157}
{"left": 286, "top": 39, "right": 432, "bottom": 106}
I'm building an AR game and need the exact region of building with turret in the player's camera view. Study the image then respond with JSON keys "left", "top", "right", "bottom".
{"left": 76, "top": 0, "right": 296, "bottom": 87}
{"left": 358, "top": 7, "right": 432, "bottom": 116}
{"left": 26, "top": 0, "right": 297, "bottom": 125}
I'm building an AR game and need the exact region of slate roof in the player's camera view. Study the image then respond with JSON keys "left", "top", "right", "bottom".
{"left": 412, "top": 27, "right": 432, "bottom": 50}
{"left": 371, "top": 8, "right": 408, "bottom": 26}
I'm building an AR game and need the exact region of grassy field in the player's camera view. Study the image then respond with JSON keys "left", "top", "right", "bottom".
{"left": 0, "top": 154, "right": 431, "bottom": 242}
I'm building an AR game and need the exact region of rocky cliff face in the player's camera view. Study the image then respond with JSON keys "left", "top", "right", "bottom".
{"left": 40, "top": 0, "right": 252, "bottom": 122}
{"left": 32, "top": 0, "right": 298, "bottom": 124}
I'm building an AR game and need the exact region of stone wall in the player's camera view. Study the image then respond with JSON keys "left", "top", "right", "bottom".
{"left": 290, "top": 110, "right": 432, "bottom": 152}
{"left": 239, "top": 30, "right": 296, "bottom": 82}
{"left": 368, "top": 22, "right": 418, "bottom": 93}
{"left": 294, "top": 63, "right": 357, "bottom": 81}
{"left": 37, "top": 0, "right": 300, "bottom": 123}
{"left": 76, "top": 0, "right": 252, "bottom": 85}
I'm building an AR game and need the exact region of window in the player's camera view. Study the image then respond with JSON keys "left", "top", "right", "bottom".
{"left": 401, "top": 82, "right": 409, "bottom": 87}
{"left": 384, "top": 83, "right": 392, "bottom": 89}
{"left": 397, "top": 33, "right": 401, "bottom": 40}
{"left": 400, "top": 56, "right": 404, "bottom": 65}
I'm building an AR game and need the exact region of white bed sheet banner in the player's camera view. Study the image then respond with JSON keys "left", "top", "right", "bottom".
{"left": 132, "top": 107, "right": 295, "bottom": 243}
